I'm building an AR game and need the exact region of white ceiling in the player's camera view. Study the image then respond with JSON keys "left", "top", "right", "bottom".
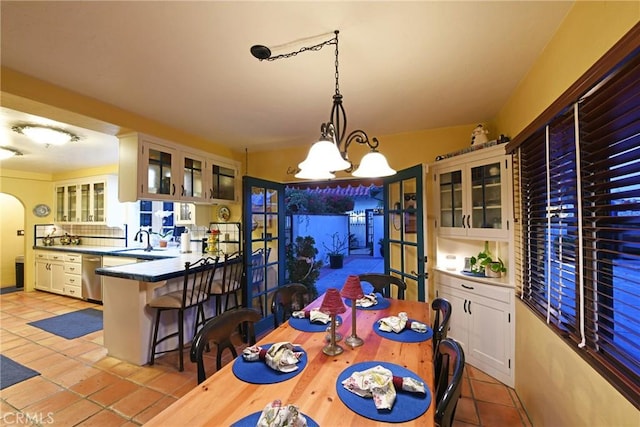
{"left": 0, "top": 1, "right": 573, "bottom": 174}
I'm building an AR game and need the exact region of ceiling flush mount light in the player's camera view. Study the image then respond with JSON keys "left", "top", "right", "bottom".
{"left": 12, "top": 124, "right": 80, "bottom": 146}
{"left": 251, "top": 30, "right": 396, "bottom": 180}
{"left": 0, "top": 146, "right": 23, "bottom": 160}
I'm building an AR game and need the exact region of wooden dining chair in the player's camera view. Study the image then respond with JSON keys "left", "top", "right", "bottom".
{"left": 270, "top": 283, "right": 310, "bottom": 329}
{"left": 432, "top": 297, "right": 452, "bottom": 353}
{"left": 250, "top": 247, "right": 271, "bottom": 314}
{"left": 434, "top": 338, "right": 465, "bottom": 427}
{"left": 148, "top": 256, "right": 219, "bottom": 371}
{"left": 358, "top": 273, "right": 407, "bottom": 299}
{"left": 190, "top": 308, "right": 261, "bottom": 384}
{"left": 210, "top": 252, "right": 244, "bottom": 316}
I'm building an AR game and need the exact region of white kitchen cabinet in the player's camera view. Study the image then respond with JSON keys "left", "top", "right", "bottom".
{"left": 63, "top": 253, "right": 82, "bottom": 299}
{"left": 435, "top": 269, "right": 514, "bottom": 387}
{"left": 175, "top": 203, "right": 196, "bottom": 225}
{"left": 433, "top": 145, "right": 512, "bottom": 240}
{"left": 54, "top": 175, "right": 123, "bottom": 226}
{"left": 119, "top": 132, "right": 240, "bottom": 204}
{"left": 35, "top": 251, "right": 65, "bottom": 294}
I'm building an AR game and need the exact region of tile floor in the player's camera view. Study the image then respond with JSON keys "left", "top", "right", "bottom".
{"left": 0, "top": 290, "right": 532, "bottom": 426}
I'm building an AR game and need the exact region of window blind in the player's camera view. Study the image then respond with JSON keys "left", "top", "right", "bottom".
{"left": 517, "top": 47, "right": 640, "bottom": 406}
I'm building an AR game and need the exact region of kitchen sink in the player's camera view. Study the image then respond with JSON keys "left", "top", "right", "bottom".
{"left": 114, "top": 248, "right": 169, "bottom": 253}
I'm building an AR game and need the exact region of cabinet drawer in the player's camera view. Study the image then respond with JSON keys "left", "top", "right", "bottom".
{"left": 65, "top": 254, "right": 82, "bottom": 263}
{"left": 63, "top": 284, "right": 82, "bottom": 299}
{"left": 49, "top": 253, "right": 65, "bottom": 262}
{"left": 436, "top": 271, "right": 511, "bottom": 304}
{"left": 36, "top": 252, "right": 50, "bottom": 260}
{"left": 64, "top": 274, "right": 81, "bottom": 287}
{"left": 64, "top": 263, "right": 81, "bottom": 274}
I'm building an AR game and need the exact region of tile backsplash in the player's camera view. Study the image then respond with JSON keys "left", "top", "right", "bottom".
{"left": 34, "top": 223, "right": 128, "bottom": 247}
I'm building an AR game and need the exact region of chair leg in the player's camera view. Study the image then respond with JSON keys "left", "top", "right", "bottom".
{"left": 178, "top": 309, "right": 184, "bottom": 372}
{"left": 149, "top": 309, "right": 162, "bottom": 366}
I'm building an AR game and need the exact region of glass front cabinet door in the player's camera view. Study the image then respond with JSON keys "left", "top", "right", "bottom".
{"left": 140, "top": 140, "right": 179, "bottom": 200}
{"left": 435, "top": 152, "right": 510, "bottom": 239}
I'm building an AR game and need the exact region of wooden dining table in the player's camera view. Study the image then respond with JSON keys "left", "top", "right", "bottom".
{"left": 146, "top": 295, "right": 435, "bottom": 426}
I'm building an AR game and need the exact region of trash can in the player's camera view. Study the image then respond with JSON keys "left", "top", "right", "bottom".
{"left": 15, "top": 256, "right": 24, "bottom": 288}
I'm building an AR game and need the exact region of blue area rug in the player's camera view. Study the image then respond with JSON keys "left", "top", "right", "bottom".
{"left": 0, "top": 355, "right": 40, "bottom": 390}
{"left": 28, "top": 308, "right": 103, "bottom": 339}
{"left": 0, "top": 286, "right": 21, "bottom": 295}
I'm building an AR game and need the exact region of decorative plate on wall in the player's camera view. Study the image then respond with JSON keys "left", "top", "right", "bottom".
{"left": 218, "top": 205, "right": 230, "bottom": 221}
{"left": 33, "top": 204, "right": 51, "bottom": 217}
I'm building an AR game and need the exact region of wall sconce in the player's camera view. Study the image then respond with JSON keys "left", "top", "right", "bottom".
{"left": 12, "top": 124, "right": 80, "bottom": 146}
{"left": 0, "top": 146, "right": 23, "bottom": 160}
{"left": 252, "top": 31, "right": 396, "bottom": 180}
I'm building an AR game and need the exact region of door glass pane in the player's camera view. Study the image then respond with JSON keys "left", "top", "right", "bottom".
{"left": 56, "top": 187, "right": 65, "bottom": 221}
{"left": 471, "top": 162, "right": 502, "bottom": 229}
{"left": 67, "top": 185, "right": 77, "bottom": 222}
{"left": 93, "top": 182, "right": 105, "bottom": 222}
{"left": 148, "top": 148, "right": 172, "bottom": 195}
{"left": 439, "top": 170, "right": 462, "bottom": 228}
{"left": 183, "top": 157, "right": 203, "bottom": 198}
{"left": 80, "top": 184, "right": 90, "bottom": 221}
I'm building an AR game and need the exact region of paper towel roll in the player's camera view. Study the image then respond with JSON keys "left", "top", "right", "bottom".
{"left": 180, "top": 232, "right": 191, "bottom": 253}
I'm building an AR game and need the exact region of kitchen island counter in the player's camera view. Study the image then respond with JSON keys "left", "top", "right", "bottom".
{"left": 96, "top": 251, "right": 227, "bottom": 366}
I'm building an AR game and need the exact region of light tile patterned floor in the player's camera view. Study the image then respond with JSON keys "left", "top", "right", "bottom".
{"left": 0, "top": 290, "right": 532, "bottom": 426}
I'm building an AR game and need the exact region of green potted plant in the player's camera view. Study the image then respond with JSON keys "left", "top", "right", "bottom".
{"left": 484, "top": 257, "right": 506, "bottom": 278}
{"left": 323, "top": 232, "right": 349, "bottom": 269}
{"left": 468, "top": 241, "right": 506, "bottom": 278}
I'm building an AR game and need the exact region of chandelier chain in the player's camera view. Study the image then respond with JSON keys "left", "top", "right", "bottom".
{"left": 334, "top": 31, "right": 340, "bottom": 96}
{"left": 263, "top": 36, "right": 337, "bottom": 62}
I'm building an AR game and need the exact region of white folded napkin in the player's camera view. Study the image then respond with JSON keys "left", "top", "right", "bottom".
{"left": 378, "top": 312, "right": 428, "bottom": 333}
{"left": 242, "top": 342, "right": 303, "bottom": 373}
{"left": 356, "top": 293, "right": 378, "bottom": 308}
{"left": 256, "top": 399, "right": 308, "bottom": 427}
{"left": 341, "top": 365, "right": 425, "bottom": 410}
{"left": 291, "top": 308, "right": 330, "bottom": 324}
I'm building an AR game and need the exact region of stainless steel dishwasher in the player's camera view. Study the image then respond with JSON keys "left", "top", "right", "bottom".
{"left": 82, "top": 255, "right": 103, "bottom": 303}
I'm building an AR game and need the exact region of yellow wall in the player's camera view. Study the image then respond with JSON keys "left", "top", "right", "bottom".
{"left": 495, "top": 2, "right": 640, "bottom": 424}
{"left": 516, "top": 301, "right": 639, "bottom": 426}
{"left": 0, "top": 193, "right": 25, "bottom": 287}
{"left": 0, "top": 169, "right": 55, "bottom": 291}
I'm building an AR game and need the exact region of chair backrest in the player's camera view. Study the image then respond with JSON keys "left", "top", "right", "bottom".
{"left": 221, "top": 252, "right": 245, "bottom": 294}
{"left": 250, "top": 247, "right": 270, "bottom": 289}
{"left": 432, "top": 297, "right": 452, "bottom": 351}
{"left": 182, "top": 256, "right": 219, "bottom": 309}
{"left": 434, "top": 338, "right": 465, "bottom": 427}
{"left": 358, "top": 273, "right": 407, "bottom": 299}
{"left": 271, "top": 283, "right": 310, "bottom": 328}
{"left": 190, "top": 308, "right": 261, "bottom": 384}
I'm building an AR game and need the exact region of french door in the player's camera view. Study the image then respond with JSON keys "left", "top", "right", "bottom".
{"left": 383, "top": 164, "right": 427, "bottom": 301}
{"left": 242, "top": 176, "right": 285, "bottom": 334}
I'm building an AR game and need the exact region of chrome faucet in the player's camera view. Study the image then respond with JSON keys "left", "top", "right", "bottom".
{"left": 134, "top": 229, "right": 152, "bottom": 252}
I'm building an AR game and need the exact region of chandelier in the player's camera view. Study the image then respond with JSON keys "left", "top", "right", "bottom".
{"left": 251, "top": 30, "right": 396, "bottom": 179}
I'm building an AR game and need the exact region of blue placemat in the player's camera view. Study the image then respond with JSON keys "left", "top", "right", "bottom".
{"left": 232, "top": 343, "right": 307, "bottom": 384}
{"left": 373, "top": 319, "right": 433, "bottom": 343}
{"left": 336, "top": 361, "right": 431, "bottom": 423}
{"left": 347, "top": 294, "right": 391, "bottom": 311}
{"left": 461, "top": 270, "right": 486, "bottom": 277}
{"left": 289, "top": 315, "right": 343, "bottom": 332}
{"left": 231, "top": 410, "right": 319, "bottom": 427}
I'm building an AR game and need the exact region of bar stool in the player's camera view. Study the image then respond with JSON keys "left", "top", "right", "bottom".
{"left": 210, "top": 252, "right": 244, "bottom": 316}
{"left": 148, "top": 256, "right": 218, "bottom": 371}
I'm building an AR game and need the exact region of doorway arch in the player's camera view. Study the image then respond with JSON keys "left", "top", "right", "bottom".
{"left": 0, "top": 193, "right": 26, "bottom": 290}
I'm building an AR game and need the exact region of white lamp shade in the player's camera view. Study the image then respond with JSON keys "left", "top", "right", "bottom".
{"left": 352, "top": 151, "right": 396, "bottom": 178}
{"left": 295, "top": 165, "right": 336, "bottom": 180}
{"left": 298, "top": 140, "right": 350, "bottom": 172}
{"left": 22, "top": 126, "right": 72, "bottom": 145}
